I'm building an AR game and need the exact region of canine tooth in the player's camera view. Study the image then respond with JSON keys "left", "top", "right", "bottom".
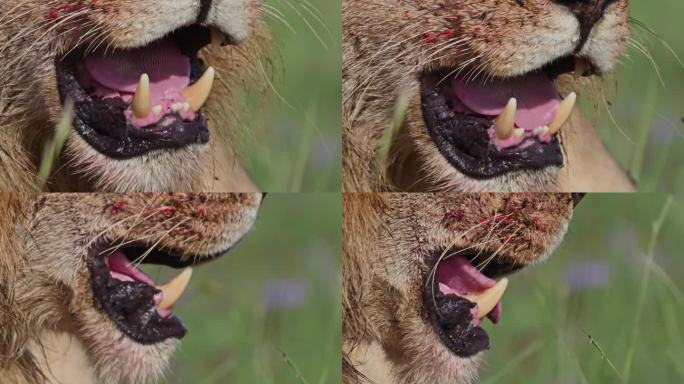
{"left": 132, "top": 74, "right": 151, "bottom": 118}
{"left": 464, "top": 278, "right": 508, "bottom": 320}
{"left": 152, "top": 105, "right": 163, "bottom": 116}
{"left": 157, "top": 267, "right": 193, "bottom": 310}
{"left": 181, "top": 67, "right": 215, "bottom": 112}
{"left": 513, "top": 128, "right": 525, "bottom": 138}
{"left": 548, "top": 92, "right": 577, "bottom": 135}
{"left": 494, "top": 98, "right": 516, "bottom": 140}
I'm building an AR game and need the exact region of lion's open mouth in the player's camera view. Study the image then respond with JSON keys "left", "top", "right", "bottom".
{"left": 88, "top": 242, "right": 228, "bottom": 344}
{"left": 421, "top": 56, "right": 597, "bottom": 178}
{"left": 56, "top": 25, "right": 230, "bottom": 158}
{"left": 424, "top": 251, "right": 524, "bottom": 357}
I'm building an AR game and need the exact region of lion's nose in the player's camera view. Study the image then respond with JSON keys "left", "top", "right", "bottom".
{"left": 551, "top": 0, "right": 615, "bottom": 50}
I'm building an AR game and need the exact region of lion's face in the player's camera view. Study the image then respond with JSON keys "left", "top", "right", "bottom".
{"left": 343, "top": 193, "right": 579, "bottom": 384}
{"left": 1, "top": 0, "right": 264, "bottom": 191}
{"left": 343, "top": 0, "right": 629, "bottom": 191}
{"left": 3, "top": 193, "right": 262, "bottom": 384}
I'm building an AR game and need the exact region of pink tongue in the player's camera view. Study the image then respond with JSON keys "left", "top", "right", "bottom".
{"left": 437, "top": 256, "right": 503, "bottom": 323}
{"left": 108, "top": 251, "right": 155, "bottom": 286}
{"left": 85, "top": 40, "right": 190, "bottom": 104}
{"left": 452, "top": 72, "right": 560, "bottom": 130}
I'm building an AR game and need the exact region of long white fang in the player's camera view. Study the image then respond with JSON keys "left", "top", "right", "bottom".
{"left": 181, "top": 67, "right": 215, "bottom": 112}
{"left": 495, "top": 98, "right": 516, "bottom": 140}
{"left": 463, "top": 278, "right": 508, "bottom": 320}
{"left": 132, "top": 74, "right": 151, "bottom": 118}
{"left": 157, "top": 267, "right": 193, "bottom": 310}
{"left": 548, "top": 92, "right": 577, "bottom": 135}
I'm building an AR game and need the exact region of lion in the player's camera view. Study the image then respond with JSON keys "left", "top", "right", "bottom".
{"left": 0, "top": 192, "right": 263, "bottom": 384}
{"left": 0, "top": 0, "right": 270, "bottom": 192}
{"left": 342, "top": 0, "right": 635, "bottom": 192}
{"left": 342, "top": 192, "right": 582, "bottom": 383}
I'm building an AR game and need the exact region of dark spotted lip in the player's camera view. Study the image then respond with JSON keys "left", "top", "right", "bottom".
{"left": 55, "top": 25, "right": 212, "bottom": 159}
{"left": 422, "top": 250, "right": 524, "bottom": 357}
{"left": 420, "top": 73, "right": 564, "bottom": 179}
{"left": 87, "top": 240, "right": 236, "bottom": 344}
{"left": 88, "top": 243, "right": 186, "bottom": 344}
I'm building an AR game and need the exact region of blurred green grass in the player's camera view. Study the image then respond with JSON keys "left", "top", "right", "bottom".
{"left": 235, "top": 0, "right": 341, "bottom": 192}
{"left": 142, "top": 194, "right": 341, "bottom": 383}
{"left": 582, "top": 1, "right": 684, "bottom": 192}
{"left": 482, "top": 194, "right": 684, "bottom": 383}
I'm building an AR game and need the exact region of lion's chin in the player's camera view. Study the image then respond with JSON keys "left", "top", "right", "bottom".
{"left": 64, "top": 133, "right": 208, "bottom": 192}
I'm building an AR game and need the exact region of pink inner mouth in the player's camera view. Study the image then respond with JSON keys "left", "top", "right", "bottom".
{"left": 107, "top": 251, "right": 172, "bottom": 318}
{"left": 449, "top": 73, "right": 560, "bottom": 149}
{"left": 437, "top": 255, "right": 502, "bottom": 325}
{"left": 78, "top": 40, "right": 196, "bottom": 128}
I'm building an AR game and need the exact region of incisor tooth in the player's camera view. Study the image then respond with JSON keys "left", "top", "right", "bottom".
{"left": 132, "top": 74, "right": 151, "bottom": 118}
{"left": 548, "top": 92, "right": 576, "bottom": 135}
{"left": 495, "top": 98, "right": 517, "bottom": 140}
{"left": 513, "top": 128, "right": 525, "bottom": 138}
{"left": 157, "top": 267, "right": 193, "bottom": 310}
{"left": 463, "top": 278, "right": 508, "bottom": 320}
{"left": 181, "top": 67, "right": 215, "bottom": 112}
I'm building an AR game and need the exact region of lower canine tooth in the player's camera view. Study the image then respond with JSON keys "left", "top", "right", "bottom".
{"left": 463, "top": 278, "right": 509, "bottom": 320}
{"left": 132, "top": 74, "right": 151, "bottom": 118}
{"left": 157, "top": 267, "right": 193, "bottom": 310}
{"left": 181, "top": 67, "right": 215, "bottom": 112}
{"left": 494, "top": 98, "right": 517, "bottom": 140}
{"left": 548, "top": 92, "right": 577, "bottom": 135}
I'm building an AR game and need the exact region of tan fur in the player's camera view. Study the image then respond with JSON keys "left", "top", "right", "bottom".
{"left": 0, "top": 193, "right": 262, "bottom": 383}
{"left": 342, "top": 0, "right": 633, "bottom": 192}
{"left": 0, "top": 1, "right": 270, "bottom": 192}
{"left": 343, "top": 193, "right": 575, "bottom": 383}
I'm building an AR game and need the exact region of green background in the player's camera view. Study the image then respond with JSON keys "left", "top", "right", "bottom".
{"left": 582, "top": 2, "right": 684, "bottom": 192}
{"left": 235, "top": 0, "right": 341, "bottom": 192}
{"left": 483, "top": 194, "right": 684, "bottom": 383}
{"left": 143, "top": 194, "right": 341, "bottom": 383}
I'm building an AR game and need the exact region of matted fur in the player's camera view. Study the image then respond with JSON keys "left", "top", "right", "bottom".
{"left": 0, "top": 193, "right": 262, "bottom": 384}
{"left": 342, "top": 0, "right": 633, "bottom": 192}
{"left": 343, "top": 193, "right": 574, "bottom": 383}
{"left": 0, "top": 0, "right": 271, "bottom": 192}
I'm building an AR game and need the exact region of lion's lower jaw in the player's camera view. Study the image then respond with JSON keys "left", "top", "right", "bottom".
{"left": 347, "top": 342, "right": 483, "bottom": 384}
{"left": 59, "top": 132, "right": 209, "bottom": 192}
{"left": 387, "top": 144, "right": 560, "bottom": 192}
